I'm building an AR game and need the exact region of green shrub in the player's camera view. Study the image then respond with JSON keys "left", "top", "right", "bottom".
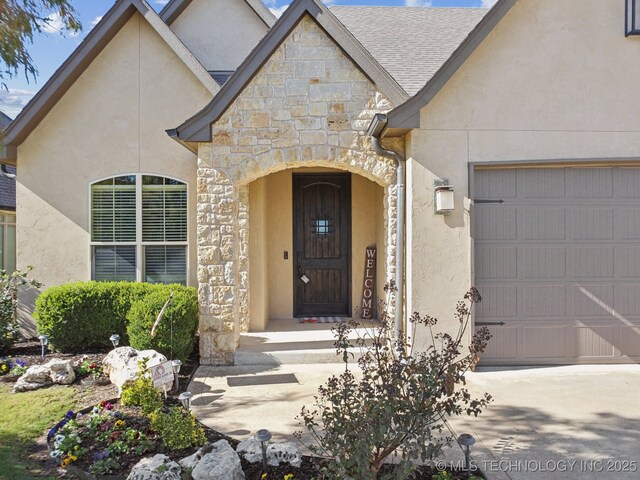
{"left": 34, "top": 282, "right": 196, "bottom": 353}
{"left": 120, "top": 359, "right": 163, "bottom": 415}
{"left": 149, "top": 406, "right": 206, "bottom": 450}
{"left": 126, "top": 288, "right": 198, "bottom": 362}
{"left": 34, "top": 282, "right": 151, "bottom": 351}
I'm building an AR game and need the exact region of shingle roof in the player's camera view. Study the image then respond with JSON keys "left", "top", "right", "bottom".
{"left": 0, "top": 165, "right": 16, "bottom": 211}
{"left": 0, "top": 111, "right": 11, "bottom": 130}
{"left": 331, "top": 6, "right": 488, "bottom": 96}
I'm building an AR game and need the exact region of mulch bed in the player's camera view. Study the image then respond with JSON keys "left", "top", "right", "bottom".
{"left": 4, "top": 339, "right": 479, "bottom": 479}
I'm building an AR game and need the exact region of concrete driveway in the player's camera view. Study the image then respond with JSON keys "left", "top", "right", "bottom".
{"left": 450, "top": 365, "right": 640, "bottom": 480}
{"left": 188, "top": 364, "right": 640, "bottom": 479}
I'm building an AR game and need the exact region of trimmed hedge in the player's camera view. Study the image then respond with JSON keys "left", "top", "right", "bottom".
{"left": 127, "top": 288, "right": 199, "bottom": 362}
{"left": 34, "top": 282, "right": 198, "bottom": 355}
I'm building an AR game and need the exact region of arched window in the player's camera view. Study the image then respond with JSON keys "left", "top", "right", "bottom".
{"left": 91, "top": 174, "right": 187, "bottom": 284}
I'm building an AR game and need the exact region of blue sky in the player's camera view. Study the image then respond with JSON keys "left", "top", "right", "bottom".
{"left": 0, "top": 0, "right": 495, "bottom": 118}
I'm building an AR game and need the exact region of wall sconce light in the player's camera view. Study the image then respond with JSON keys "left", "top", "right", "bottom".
{"left": 626, "top": 0, "right": 640, "bottom": 36}
{"left": 434, "top": 181, "right": 455, "bottom": 215}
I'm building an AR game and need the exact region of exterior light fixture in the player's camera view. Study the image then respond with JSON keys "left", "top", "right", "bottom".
{"left": 109, "top": 334, "right": 120, "bottom": 348}
{"left": 434, "top": 180, "right": 455, "bottom": 215}
{"left": 171, "top": 359, "right": 182, "bottom": 391}
{"left": 39, "top": 334, "right": 49, "bottom": 358}
{"left": 457, "top": 433, "right": 476, "bottom": 474}
{"left": 626, "top": 0, "right": 640, "bottom": 36}
{"left": 178, "top": 391, "right": 193, "bottom": 409}
{"left": 255, "top": 429, "right": 272, "bottom": 471}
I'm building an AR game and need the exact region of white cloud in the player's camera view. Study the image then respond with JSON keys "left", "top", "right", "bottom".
{"left": 41, "top": 12, "right": 79, "bottom": 37}
{"left": 0, "top": 88, "right": 36, "bottom": 117}
{"left": 404, "top": 0, "right": 432, "bottom": 6}
{"left": 155, "top": 0, "right": 170, "bottom": 5}
{"left": 482, "top": 0, "right": 498, "bottom": 7}
{"left": 270, "top": 4, "right": 289, "bottom": 18}
{"left": 90, "top": 16, "right": 103, "bottom": 27}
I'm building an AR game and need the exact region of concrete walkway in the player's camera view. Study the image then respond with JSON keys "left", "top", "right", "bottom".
{"left": 188, "top": 364, "right": 640, "bottom": 479}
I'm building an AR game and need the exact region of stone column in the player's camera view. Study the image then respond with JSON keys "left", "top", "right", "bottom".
{"left": 196, "top": 145, "right": 241, "bottom": 365}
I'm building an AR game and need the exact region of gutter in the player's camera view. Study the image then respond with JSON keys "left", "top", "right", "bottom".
{"left": 165, "top": 129, "right": 198, "bottom": 154}
{"left": 367, "top": 113, "right": 405, "bottom": 344}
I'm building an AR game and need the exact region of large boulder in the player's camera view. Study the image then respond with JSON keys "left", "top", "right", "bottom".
{"left": 13, "top": 359, "right": 76, "bottom": 392}
{"left": 191, "top": 440, "right": 244, "bottom": 480}
{"left": 103, "top": 347, "right": 167, "bottom": 394}
{"left": 179, "top": 443, "right": 214, "bottom": 470}
{"left": 127, "top": 454, "right": 181, "bottom": 480}
{"left": 237, "top": 437, "right": 302, "bottom": 468}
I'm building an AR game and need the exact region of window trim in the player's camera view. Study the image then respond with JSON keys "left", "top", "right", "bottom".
{"left": 0, "top": 211, "right": 16, "bottom": 273}
{"left": 88, "top": 173, "right": 190, "bottom": 285}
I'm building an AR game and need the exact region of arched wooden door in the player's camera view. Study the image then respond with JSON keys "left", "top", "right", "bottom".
{"left": 293, "top": 173, "right": 351, "bottom": 316}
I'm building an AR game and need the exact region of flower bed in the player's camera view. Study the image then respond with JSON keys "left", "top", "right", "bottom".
{"left": 0, "top": 356, "right": 27, "bottom": 379}
{"left": 45, "top": 400, "right": 481, "bottom": 480}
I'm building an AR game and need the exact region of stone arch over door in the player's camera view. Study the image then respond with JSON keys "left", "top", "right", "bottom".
{"left": 196, "top": 144, "right": 399, "bottom": 365}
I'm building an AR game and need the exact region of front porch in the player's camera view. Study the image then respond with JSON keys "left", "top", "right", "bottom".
{"left": 236, "top": 317, "right": 380, "bottom": 366}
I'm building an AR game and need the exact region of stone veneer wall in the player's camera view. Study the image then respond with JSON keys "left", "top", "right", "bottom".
{"left": 196, "top": 15, "right": 404, "bottom": 364}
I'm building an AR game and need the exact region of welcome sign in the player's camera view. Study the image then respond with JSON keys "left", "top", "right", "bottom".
{"left": 360, "top": 246, "right": 376, "bottom": 319}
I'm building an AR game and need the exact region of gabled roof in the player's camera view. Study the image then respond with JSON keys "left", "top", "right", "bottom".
{"left": 160, "top": 0, "right": 276, "bottom": 28}
{"left": 377, "top": 0, "right": 517, "bottom": 137}
{"left": 0, "top": 111, "right": 11, "bottom": 130}
{"left": 1, "top": 0, "right": 219, "bottom": 164}
{"left": 170, "top": 0, "right": 409, "bottom": 143}
{"left": 331, "top": 6, "right": 487, "bottom": 96}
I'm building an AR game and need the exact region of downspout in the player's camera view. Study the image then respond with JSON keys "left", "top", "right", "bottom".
{"left": 367, "top": 114, "right": 405, "bottom": 343}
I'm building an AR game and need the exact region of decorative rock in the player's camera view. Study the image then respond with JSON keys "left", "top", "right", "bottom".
{"left": 236, "top": 437, "right": 302, "bottom": 468}
{"left": 103, "top": 347, "right": 167, "bottom": 394}
{"left": 47, "top": 359, "right": 76, "bottom": 384}
{"left": 236, "top": 438, "right": 262, "bottom": 464}
{"left": 267, "top": 442, "right": 302, "bottom": 468}
{"left": 127, "top": 454, "right": 181, "bottom": 480}
{"left": 179, "top": 443, "right": 214, "bottom": 470}
{"left": 13, "top": 359, "right": 76, "bottom": 392}
{"left": 191, "top": 440, "right": 244, "bottom": 480}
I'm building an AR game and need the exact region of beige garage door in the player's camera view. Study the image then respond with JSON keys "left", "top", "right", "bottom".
{"left": 473, "top": 166, "right": 640, "bottom": 365}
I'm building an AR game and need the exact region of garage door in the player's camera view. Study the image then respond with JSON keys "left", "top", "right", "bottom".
{"left": 473, "top": 166, "right": 640, "bottom": 365}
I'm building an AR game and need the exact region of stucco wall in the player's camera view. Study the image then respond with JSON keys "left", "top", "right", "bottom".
{"left": 407, "top": 0, "right": 640, "bottom": 350}
{"left": 16, "top": 13, "right": 212, "bottom": 335}
{"left": 247, "top": 167, "right": 385, "bottom": 329}
{"left": 170, "top": 0, "right": 269, "bottom": 71}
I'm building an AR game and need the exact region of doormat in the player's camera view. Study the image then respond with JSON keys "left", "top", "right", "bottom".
{"left": 298, "top": 316, "right": 351, "bottom": 324}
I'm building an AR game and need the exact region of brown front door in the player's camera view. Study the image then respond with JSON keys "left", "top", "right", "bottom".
{"left": 293, "top": 173, "right": 351, "bottom": 316}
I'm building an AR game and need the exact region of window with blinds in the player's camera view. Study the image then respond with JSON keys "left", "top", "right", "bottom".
{"left": 91, "top": 175, "right": 187, "bottom": 285}
{"left": 91, "top": 176, "right": 136, "bottom": 242}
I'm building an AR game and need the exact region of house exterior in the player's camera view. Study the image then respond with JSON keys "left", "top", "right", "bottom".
{"left": 3, "top": 0, "right": 640, "bottom": 365}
